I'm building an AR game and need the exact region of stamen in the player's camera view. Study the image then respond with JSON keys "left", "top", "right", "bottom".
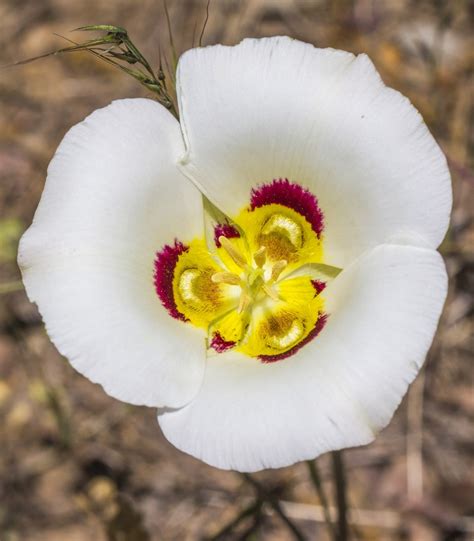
{"left": 271, "top": 260, "right": 287, "bottom": 282}
{"left": 238, "top": 291, "right": 251, "bottom": 314}
{"left": 262, "top": 283, "right": 279, "bottom": 301}
{"left": 211, "top": 271, "right": 242, "bottom": 285}
{"left": 253, "top": 246, "right": 266, "bottom": 268}
{"left": 218, "top": 236, "right": 247, "bottom": 268}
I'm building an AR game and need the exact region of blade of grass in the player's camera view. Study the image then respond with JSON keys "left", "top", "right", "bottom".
{"left": 3, "top": 26, "right": 178, "bottom": 117}
{"left": 163, "top": 0, "right": 178, "bottom": 72}
{"left": 307, "top": 460, "right": 337, "bottom": 540}
{"left": 199, "top": 0, "right": 212, "bottom": 47}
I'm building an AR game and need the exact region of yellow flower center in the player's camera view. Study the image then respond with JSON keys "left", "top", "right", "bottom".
{"left": 165, "top": 203, "right": 327, "bottom": 360}
{"left": 153, "top": 180, "right": 339, "bottom": 361}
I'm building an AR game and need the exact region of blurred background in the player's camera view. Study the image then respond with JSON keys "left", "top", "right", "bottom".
{"left": 0, "top": 0, "right": 473, "bottom": 540}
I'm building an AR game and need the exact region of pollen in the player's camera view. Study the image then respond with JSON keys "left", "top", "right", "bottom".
{"left": 154, "top": 179, "right": 330, "bottom": 362}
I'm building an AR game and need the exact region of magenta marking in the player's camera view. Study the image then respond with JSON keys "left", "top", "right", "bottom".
{"left": 250, "top": 178, "right": 324, "bottom": 237}
{"left": 214, "top": 223, "right": 240, "bottom": 248}
{"left": 259, "top": 312, "right": 328, "bottom": 363}
{"left": 210, "top": 332, "right": 236, "bottom": 353}
{"left": 154, "top": 240, "right": 188, "bottom": 321}
{"left": 311, "top": 279, "right": 326, "bottom": 295}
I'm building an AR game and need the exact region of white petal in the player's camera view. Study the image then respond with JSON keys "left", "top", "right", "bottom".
{"left": 159, "top": 244, "right": 447, "bottom": 471}
{"left": 177, "top": 37, "right": 451, "bottom": 267}
{"left": 19, "top": 99, "right": 205, "bottom": 408}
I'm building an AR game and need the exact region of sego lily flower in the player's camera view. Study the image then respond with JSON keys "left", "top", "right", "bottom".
{"left": 19, "top": 37, "right": 451, "bottom": 472}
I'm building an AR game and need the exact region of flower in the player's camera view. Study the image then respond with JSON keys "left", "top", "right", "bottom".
{"left": 18, "top": 37, "right": 451, "bottom": 472}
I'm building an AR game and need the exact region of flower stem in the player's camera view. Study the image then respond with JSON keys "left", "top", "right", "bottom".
{"left": 241, "top": 473, "right": 307, "bottom": 541}
{"left": 0, "top": 280, "right": 24, "bottom": 294}
{"left": 208, "top": 499, "right": 262, "bottom": 540}
{"left": 331, "top": 450, "right": 348, "bottom": 541}
{"left": 306, "top": 460, "right": 337, "bottom": 540}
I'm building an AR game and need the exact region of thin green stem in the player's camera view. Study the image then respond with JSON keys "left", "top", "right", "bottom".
{"left": 306, "top": 460, "right": 337, "bottom": 540}
{"left": 331, "top": 451, "right": 348, "bottom": 541}
{"left": 6, "top": 26, "right": 179, "bottom": 118}
{"left": 163, "top": 0, "right": 178, "bottom": 71}
{"left": 199, "top": 0, "right": 211, "bottom": 47}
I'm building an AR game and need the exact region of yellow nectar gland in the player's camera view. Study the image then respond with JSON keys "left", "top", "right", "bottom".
{"left": 165, "top": 201, "right": 326, "bottom": 361}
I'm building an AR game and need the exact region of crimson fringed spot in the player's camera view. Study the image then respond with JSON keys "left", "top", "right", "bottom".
{"left": 154, "top": 240, "right": 188, "bottom": 321}
{"left": 210, "top": 332, "right": 236, "bottom": 353}
{"left": 311, "top": 279, "right": 326, "bottom": 295}
{"left": 259, "top": 312, "right": 328, "bottom": 363}
{"left": 250, "top": 178, "right": 324, "bottom": 237}
{"left": 214, "top": 223, "right": 240, "bottom": 248}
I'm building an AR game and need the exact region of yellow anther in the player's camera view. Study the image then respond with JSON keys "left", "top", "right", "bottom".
{"left": 238, "top": 291, "right": 251, "bottom": 314}
{"left": 271, "top": 260, "right": 288, "bottom": 282}
{"left": 253, "top": 246, "right": 266, "bottom": 268}
{"left": 262, "top": 283, "right": 280, "bottom": 301}
{"left": 211, "top": 271, "right": 241, "bottom": 286}
{"left": 219, "top": 236, "right": 247, "bottom": 268}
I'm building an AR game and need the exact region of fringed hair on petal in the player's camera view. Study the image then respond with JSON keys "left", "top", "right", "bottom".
{"left": 210, "top": 331, "right": 236, "bottom": 353}
{"left": 154, "top": 240, "right": 189, "bottom": 321}
{"left": 250, "top": 178, "right": 324, "bottom": 237}
{"left": 214, "top": 223, "right": 240, "bottom": 248}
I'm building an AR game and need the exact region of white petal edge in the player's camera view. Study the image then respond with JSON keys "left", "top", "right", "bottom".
{"left": 158, "top": 244, "right": 447, "bottom": 471}
{"left": 177, "top": 37, "right": 452, "bottom": 267}
{"left": 19, "top": 98, "right": 206, "bottom": 408}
